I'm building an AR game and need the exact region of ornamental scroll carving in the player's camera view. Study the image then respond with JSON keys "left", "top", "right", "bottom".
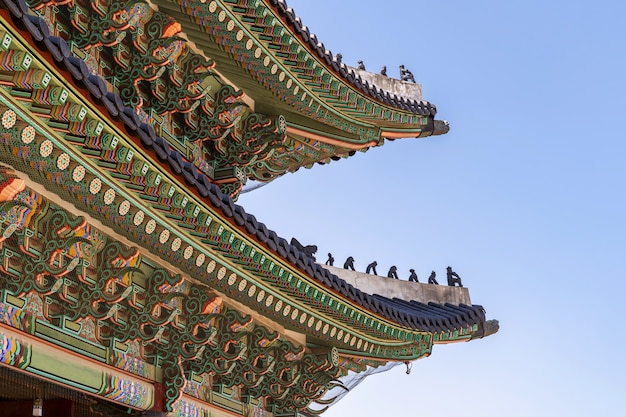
{"left": 28, "top": 0, "right": 287, "bottom": 199}
{"left": 0, "top": 178, "right": 339, "bottom": 413}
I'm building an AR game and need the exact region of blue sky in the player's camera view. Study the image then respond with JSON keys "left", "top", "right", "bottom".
{"left": 239, "top": 1, "right": 626, "bottom": 416}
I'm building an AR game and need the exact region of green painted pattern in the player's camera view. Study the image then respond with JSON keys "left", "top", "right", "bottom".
{"left": 0, "top": 22, "right": 475, "bottom": 359}
{"left": 24, "top": 0, "right": 434, "bottom": 189}
{"left": 179, "top": 0, "right": 426, "bottom": 129}
{"left": 0, "top": 193, "right": 345, "bottom": 412}
{"left": 0, "top": 3, "right": 473, "bottom": 360}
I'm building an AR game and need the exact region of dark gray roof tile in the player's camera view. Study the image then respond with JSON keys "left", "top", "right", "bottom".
{"left": 0, "top": 0, "right": 27, "bottom": 17}
{"left": 43, "top": 36, "right": 69, "bottom": 62}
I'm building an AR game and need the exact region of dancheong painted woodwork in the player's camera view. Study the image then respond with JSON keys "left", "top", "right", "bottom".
{"left": 0, "top": 0, "right": 496, "bottom": 416}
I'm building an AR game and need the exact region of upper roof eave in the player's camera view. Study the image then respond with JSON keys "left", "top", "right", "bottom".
{"left": 152, "top": 0, "right": 442, "bottom": 140}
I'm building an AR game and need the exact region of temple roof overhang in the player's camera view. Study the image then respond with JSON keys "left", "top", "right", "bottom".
{"left": 150, "top": 0, "right": 449, "bottom": 179}
{"left": 0, "top": 1, "right": 496, "bottom": 415}
{"left": 151, "top": 0, "right": 441, "bottom": 119}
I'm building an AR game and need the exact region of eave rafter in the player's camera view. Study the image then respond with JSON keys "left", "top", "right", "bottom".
{"left": 157, "top": 0, "right": 434, "bottom": 142}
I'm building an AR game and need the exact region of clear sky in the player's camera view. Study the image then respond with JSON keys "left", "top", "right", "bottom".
{"left": 239, "top": 1, "right": 626, "bottom": 416}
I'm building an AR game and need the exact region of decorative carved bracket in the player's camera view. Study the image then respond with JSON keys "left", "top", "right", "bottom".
{"left": 0, "top": 179, "right": 341, "bottom": 413}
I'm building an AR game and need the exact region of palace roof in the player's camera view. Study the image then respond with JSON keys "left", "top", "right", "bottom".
{"left": 0, "top": 1, "right": 497, "bottom": 414}
{"left": 0, "top": 0, "right": 492, "bottom": 341}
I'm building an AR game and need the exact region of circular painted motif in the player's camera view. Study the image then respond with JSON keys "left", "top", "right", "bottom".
{"left": 159, "top": 228, "right": 170, "bottom": 243}
{"left": 337, "top": 330, "right": 343, "bottom": 340}
{"left": 323, "top": 323, "right": 329, "bottom": 334}
{"left": 227, "top": 20, "right": 235, "bottom": 31}
{"left": 206, "top": 260, "right": 216, "bottom": 274}
{"left": 236, "top": 30, "right": 244, "bottom": 41}
{"left": 21, "top": 126, "right": 36, "bottom": 144}
{"left": 302, "top": 92, "right": 307, "bottom": 101}
{"left": 277, "top": 115, "right": 287, "bottom": 134}
{"left": 218, "top": 10, "right": 226, "bottom": 21}
{"left": 279, "top": 71, "right": 285, "bottom": 82}
{"left": 286, "top": 79, "right": 293, "bottom": 89}
{"left": 133, "top": 210, "right": 144, "bottom": 226}
{"left": 348, "top": 334, "right": 355, "bottom": 345}
{"left": 315, "top": 319, "right": 322, "bottom": 331}
{"left": 217, "top": 267, "right": 226, "bottom": 280}
{"left": 357, "top": 339, "right": 362, "bottom": 349}
{"left": 254, "top": 47, "right": 262, "bottom": 58}
{"left": 170, "top": 237, "right": 181, "bottom": 251}
{"left": 282, "top": 304, "right": 291, "bottom": 316}
{"left": 118, "top": 200, "right": 130, "bottom": 216}
{"left": 238, "top": 279, "right": 247, "bottom": 292}
{"left": 247, "top": 285, "right": 256, "bottom": 297}
{"left": 246, "top": 39, "right": 253, "bottom": 50}
{"left": 263, "top": 56, "right": 270, "bottom": 67}
{"left": 208, "top": 1, "right": 217, "bottom": 13}
{"left": 274, "top": 299, "right": 282, "bottom": 312}
{"left": 103, "top": 188, "right": 115, "bottom": 205}
{"left": 89, "top": 178, "right": 102, "bottom": 194}
{"left": 56, "top": 153, "right": 70, "bottom": 170}
{"left": 39, "top": 140, "right": 53, "bottom": 158}
{"left": 145, "top": 219, "right": 156, "bottom": 234}
{"left": 265, "top": 294, "right": 273, "bottom": 307}
{"left": 330, "top": 327, "right": 336, "bottom": 337}
{"left": 271, "top": 64, "right": 278, "bottom": 74}
{"left": 363, "top": 342, "right": 369, "bottom": 351}
{"left": 230, "top": 274, "right": 240, "bottom": 287}
{"left": 2, "top": 110, "right": 16, "bottom": 128}
{"left": 183, "top": 245, "right": 193, "bottom": 259}
{"left": 293, "top": 86, "right": 299, "bottom": 95}
{"left": 308, "top": 316, "right": 315, "bottom": 327}
{"left": 72, "top": 165, "right": 85, "bottom": 182}
{"left": 331, "top": 347, "right": 339, "bottom": 366}
{"left": 195, "top": 253, "right": 205, "bottom": 267}
{"left": 291, "top": 308, "right": 299, "bottom": 320}
{"left": 256, "top": 290, "right": 265, "bottom": 303}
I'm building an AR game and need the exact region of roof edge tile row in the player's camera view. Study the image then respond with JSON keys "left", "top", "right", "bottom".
{"left": 267, "top": 0, "right": 438, "bottom": 116}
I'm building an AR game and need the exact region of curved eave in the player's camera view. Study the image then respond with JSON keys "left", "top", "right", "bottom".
{"left": 152, "top": 0, "right": 443, "bottom": 145}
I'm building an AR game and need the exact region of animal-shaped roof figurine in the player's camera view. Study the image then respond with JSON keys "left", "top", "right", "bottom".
{"left": 399, "top": 64, "right": 415, "bottom": 83}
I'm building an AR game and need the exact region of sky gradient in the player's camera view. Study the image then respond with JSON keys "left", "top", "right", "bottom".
{"left": 239, "top": 1, "right": 626, "bottom": 416}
